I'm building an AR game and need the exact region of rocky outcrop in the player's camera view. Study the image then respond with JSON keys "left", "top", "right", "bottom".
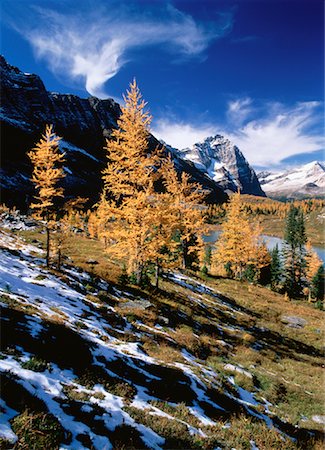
{"left": 176, "top": 135, "right": 265, "bottom": 196}
{"left": 0, "top": 56, "right": 227, "bottom": 208}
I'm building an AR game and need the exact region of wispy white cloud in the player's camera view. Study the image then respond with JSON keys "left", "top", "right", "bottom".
{"left": 14, "top": 3, "right": 233, "bottom": 98}
{"left": 153, "top": 100, "right": 324, "bottom": 168}
{"left": 226, "top": 100, "right": 324, "bottom": 167}
{"left": 152, "top": 119, "right": 216, "bottom": 150}
{"left": 227, "top": 97, "right": 253, "bottom": 125}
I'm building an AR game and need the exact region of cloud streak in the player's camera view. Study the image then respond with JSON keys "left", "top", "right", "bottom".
{"left": 153, "top": 100, "right": 324, "bottom": 168}
{"left": 226, "top": 100, "right": 324, "bottom": 167}
{"left": 153, "top": 119, "right": 216, "bottom": 150}
{"left": 15, "top": 3, "right": 232, "bottom": 98}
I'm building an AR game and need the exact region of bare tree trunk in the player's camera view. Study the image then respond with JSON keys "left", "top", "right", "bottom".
{"left": 155, "top": 259, "right": 160, "bottom": 289}
{"left": 181, "top": 239, "right": 187, "bottom": 269}
{"left": 136, "top": 263, "right": 143, "bottom": 285}
{"left": 57, "top": 247, "right": 62, "bottom": 271}
{"left": 46, "top": 225, "right": 50, "bottom": 267}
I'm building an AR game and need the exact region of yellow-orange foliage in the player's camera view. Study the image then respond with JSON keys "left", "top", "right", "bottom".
{"left": 28, "top": 124, "right": 65, "bottom": 266}
{"left": 96, "top": 81, "right": 208, "bottom": 284}
{"left": 213, "top": 192, "right": 270, "bottom": 279}
{"left": 102, "top": 79, "right": 159, "bottom": 200}
{"left": 28, "top": 125, "right": 65, "bottom": 212}
{"left": 305, "top": 240, "right": 322, "bottom": 300}
{"left": 161, "top": 155, "right": 208, "bottom": 269}
{"left": 98, "top": 80, "right": 162, "bottom": 283}
{"left": 207, "top": 196, "right": 325, "bottom": 222}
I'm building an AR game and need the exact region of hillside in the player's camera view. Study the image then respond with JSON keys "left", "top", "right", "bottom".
{"left": 0, "top": 217, "right": 324, "bottom": 449}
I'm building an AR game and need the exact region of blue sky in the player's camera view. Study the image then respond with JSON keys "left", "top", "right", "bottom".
{"left": 1, "top": 0, "right": 324, "bottom": 169}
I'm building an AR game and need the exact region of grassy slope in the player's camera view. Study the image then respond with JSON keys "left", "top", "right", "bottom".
{"left": 256, "top": 211, "right": 325, "bottom": 248}
{"left": 241, "top": 196, "right": 325, "bottom": 247}
{"left": 4, "top": 225, "right": 323, "bottom": 449}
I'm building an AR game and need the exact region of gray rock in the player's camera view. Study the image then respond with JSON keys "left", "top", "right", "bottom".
{"left": 281, "top": 315, "right": 307, "bottom": 328}
{"left": 224, "top": 363, "right": 253, "bottom": 378}
{"left": 157, "top": 315, "right": 169, "bottom": 326}
{"left": 120, "top": 299, "right": 152, "bottom": 311}
{"left": 312, "top": 415, "right": 325, "bottom": 425}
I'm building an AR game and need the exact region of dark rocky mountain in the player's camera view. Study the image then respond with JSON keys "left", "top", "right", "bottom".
{"left": 175, "top": 135, "right": 265, "bottom": 196}
{"left": 0, "top": 55, "right": 227, "bottom": 209}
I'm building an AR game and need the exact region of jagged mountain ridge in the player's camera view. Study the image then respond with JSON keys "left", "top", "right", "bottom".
{"left": 258, "top": 161, "right": 325, "bottom": 199}
{"left": 175, "top": 135, "right": 265, "bottom": 196}
{"left": 0, "top": 55, "right": 227, "bottom": 208}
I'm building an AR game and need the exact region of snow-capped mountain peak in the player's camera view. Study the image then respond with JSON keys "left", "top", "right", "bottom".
{"left": 258, "top": 161, "right": 325, "bottom": 199}
{"left": 175, "top": 134, "right": 265, "bottom": 196}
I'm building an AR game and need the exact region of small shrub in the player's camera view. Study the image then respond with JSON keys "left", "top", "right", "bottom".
{"left": 34, "top": 274, "right": 47, "bottom": 281}
{"left": 233, "top": 372, "right": 255, "bottom": 391}
{"left": 173, "top": 325, "right": 210, "bottom": 359}
{"left": 315, "top": 299, "right": 323, "bottom": 310}
{"left": 74, "top": 321, "right": 88, "bottom": 330}
{"left": 22, "top": 357, "right": 50, "bottom": 372}
{"left": 118, "top": 270, "right": 130, "bottom": 285}
{"left": 92, "top": 392, "right": 105, "bottom": 400}
{"left": 142, "top": 342, "right": 182, "bottom": 363}
{"left": 242, "top": 332, "right": 256, "bottom": 344}
{"left": 62, "top": 385, "right": 89, "bottom": 402}
{"left": 11, "top": 409, "right": 66, "bottom": 449}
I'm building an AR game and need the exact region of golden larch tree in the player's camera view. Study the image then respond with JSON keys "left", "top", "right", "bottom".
{"left": 98, "top": 80, "right": 160, "bottom": 284}
{"left": 161, "top": 155, "right": 208, "bottom": 270}
{"left": 305, "top": 240, "right": 323, "bottom": 301}
{"left": 28, "top": 124, "right": 65, "bottom": 266}
{"left": 213, "top": 191, "right": 269, "bottom": 279}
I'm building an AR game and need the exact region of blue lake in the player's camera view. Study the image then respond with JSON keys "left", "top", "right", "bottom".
{"left": 204, "top": 231, "right": 325, "bottom": 263}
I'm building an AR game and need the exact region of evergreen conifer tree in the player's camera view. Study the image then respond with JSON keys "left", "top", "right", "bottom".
{"left": 270, "top": 244, "right": 282, "bottom": 290}
{"left": 311, "top": 265, "right": 324, "bottom": 302}
{"left": 282, "top": 204, "right": 307, "bottom": 298}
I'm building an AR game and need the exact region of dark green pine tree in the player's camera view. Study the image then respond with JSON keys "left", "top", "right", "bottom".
{"left": 311, "top": 265, "right": 324, "bottom": 302}
{"left": 282, "top": 204, "right": 307, "bottom": 298}
{"left": 270, "top": 244, "right": 282, "bottom": 290}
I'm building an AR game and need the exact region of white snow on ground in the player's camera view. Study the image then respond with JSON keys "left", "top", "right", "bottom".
{"left": 0, "top": 213, "right": 37, "bottom": 231}
{"left": 0, "top": 399, "right": 19, "bottom": 443}
{"left": 0, "top": 230, "right": 43, "bottom": 256}
{"left": 0, "top": 229, "right": 298, "bottom": 448}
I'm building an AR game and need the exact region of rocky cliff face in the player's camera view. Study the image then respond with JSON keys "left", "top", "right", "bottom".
{"left": 177, "top": 135, "right": 265, "bottom": 196}
{"left": 0, "top": 56, "right": 226, "bottom": 208}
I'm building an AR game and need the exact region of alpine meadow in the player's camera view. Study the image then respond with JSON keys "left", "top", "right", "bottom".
{"left": 0, "top": 1, "right": 324, "bottom": 449}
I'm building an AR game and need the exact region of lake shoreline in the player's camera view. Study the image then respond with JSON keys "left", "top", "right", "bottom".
{"left": 206, "top": 224, "right": 325, "bottom": 263}
{"left": 208, "top": 221, "right": 325, "bottom": 249}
